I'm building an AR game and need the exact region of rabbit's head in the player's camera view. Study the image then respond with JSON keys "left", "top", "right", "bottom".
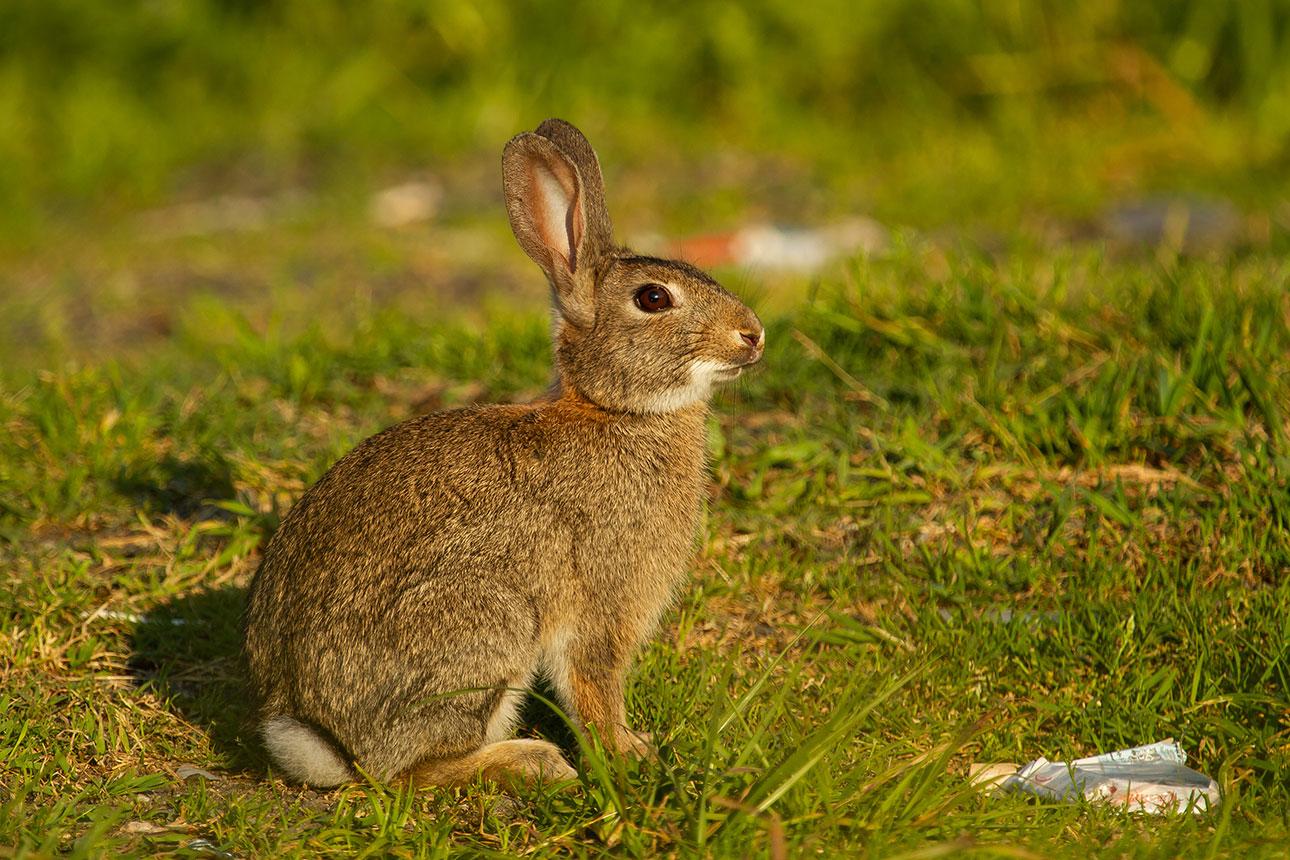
{"left": 504, "top": 119, "right": 763, "bottom": 414}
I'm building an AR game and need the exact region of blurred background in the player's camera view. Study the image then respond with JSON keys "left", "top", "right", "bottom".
{"left": 3, "top": 0, "right": 1289, "bottom": 367}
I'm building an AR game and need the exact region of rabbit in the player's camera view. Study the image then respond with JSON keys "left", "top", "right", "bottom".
{"left": 241, "top": 118, "right": 765, "bottom": 789}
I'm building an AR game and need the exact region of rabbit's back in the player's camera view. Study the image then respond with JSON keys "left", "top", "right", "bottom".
{"left": 247, "top": 398, "right": 708, "bottom": 615}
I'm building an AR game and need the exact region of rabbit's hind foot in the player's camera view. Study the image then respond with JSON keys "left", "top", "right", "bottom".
{"left": 404, "top": 738, "right": 577, "bottom": 790}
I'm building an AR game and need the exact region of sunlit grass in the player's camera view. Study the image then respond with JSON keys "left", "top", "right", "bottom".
{"left": 2, "top": 243, "right": 1287, "bottom": 857}
{"left": 3, "top": 0, "right": 1289, "bottom": 243}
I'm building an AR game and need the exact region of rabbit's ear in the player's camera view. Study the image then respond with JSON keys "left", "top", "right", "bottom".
{"left": 503, "top": 131, "right": 599, "bottom": 329}
{"left": 535, "top": 119, "right": 613, "bottom": 256}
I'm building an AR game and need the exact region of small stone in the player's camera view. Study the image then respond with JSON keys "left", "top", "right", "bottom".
{"left": 176, "top": 764, "right": 221, "bottom": 782}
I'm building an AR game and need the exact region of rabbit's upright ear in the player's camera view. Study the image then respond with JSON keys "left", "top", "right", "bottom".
{"left": 503, "top": 122, "right": 612, "bottom": 330}
{"left": 534, "top": 119, "right": 613, "bottom": 255}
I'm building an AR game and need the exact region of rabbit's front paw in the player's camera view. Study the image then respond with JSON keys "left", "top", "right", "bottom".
{"left": 615, "top": 727, "right": 655, "bottom": 758}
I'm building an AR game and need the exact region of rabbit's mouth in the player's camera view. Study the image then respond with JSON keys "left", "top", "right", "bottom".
{"left": 716, "top": 349, "right": 763, "bottom": 379}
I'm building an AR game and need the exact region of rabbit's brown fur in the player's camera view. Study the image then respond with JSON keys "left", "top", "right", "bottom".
{"left": 242, "top": 119, "right": 763, "bottom": 789}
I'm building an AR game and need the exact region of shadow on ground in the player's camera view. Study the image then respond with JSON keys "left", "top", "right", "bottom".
{"left": 112, "top": 454, "right": 239, "bottom": 520}
{"left": 129, "top": 584, "right": 262, "bottom": 774}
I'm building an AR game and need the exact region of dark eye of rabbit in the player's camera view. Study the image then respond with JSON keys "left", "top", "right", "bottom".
{"left": 635, "top": 284, "right": 672, "bottom": 312}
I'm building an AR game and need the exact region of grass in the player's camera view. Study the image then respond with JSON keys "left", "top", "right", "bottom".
{"left": 4, "top": 0, "right": 1290, "bottom": 245}
{"left": 3, "top": 233, "right": 1288, "bottom": 857}
{"left": 4, "top": 2, "right": 1288, "bottom": 855}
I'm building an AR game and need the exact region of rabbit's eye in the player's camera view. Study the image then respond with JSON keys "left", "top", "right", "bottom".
{"left": 635, "top": 284, "right": 672, "bottom": 312}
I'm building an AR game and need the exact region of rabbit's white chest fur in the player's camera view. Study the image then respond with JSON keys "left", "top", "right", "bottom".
{"left": 636, "top": 358, "right": 733, "bottom": 414}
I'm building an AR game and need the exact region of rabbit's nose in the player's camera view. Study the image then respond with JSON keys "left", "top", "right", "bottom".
{"left": 740, "top": 329, "right": 763, "bottom": 348}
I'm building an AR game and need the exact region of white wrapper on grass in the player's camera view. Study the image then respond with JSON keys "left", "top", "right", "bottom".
{"left": 999, "top": 741, "right": 1220, "bottom": 814}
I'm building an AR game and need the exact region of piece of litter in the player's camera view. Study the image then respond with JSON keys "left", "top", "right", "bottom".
{"left": 184, "top": 839, "right": 240, "bottom": 860}
{"left": 176, "top": 764, "right": 222, "bottom": 782}
{"left": 968, "top": 761, "right": 1019, "bottom": 789}
{"left": 971, "top": 740, "right": 1219, "bottom": 814}
{"left": 82, "top": 608, "right": 187, "bottom": 626}
{"left": 120, "top": 820, "right": 173, "bottom": 836}
{"left": 369, "top": 180, "right": 443, "bottom": 228}
{"left": 1101, "top": 194, "right": 1241, "bottom": 254}
{"left": 135, "top": 191, "right": 308, "bottom": 240}
{"left": 662, "top": 217, "right": 889, "bottom": 273}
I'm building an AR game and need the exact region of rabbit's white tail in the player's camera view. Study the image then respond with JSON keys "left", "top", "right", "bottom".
{"left": 261, "top": 715, "right": 354, "bottom": 787}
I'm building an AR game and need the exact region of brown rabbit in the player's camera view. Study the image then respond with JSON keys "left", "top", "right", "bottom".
{"left": 242, "top": 119, "right": 764, "bottom": 789}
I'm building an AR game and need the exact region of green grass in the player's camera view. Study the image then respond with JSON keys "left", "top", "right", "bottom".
{"left": 5, "top": 2, "right": 1288, "bottom": 855}
{"left": 4, "top": 0, "right": 1290, "bottom": 244}
{"left": 3, "top": 239, "right": 1288, "bottom": 857}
